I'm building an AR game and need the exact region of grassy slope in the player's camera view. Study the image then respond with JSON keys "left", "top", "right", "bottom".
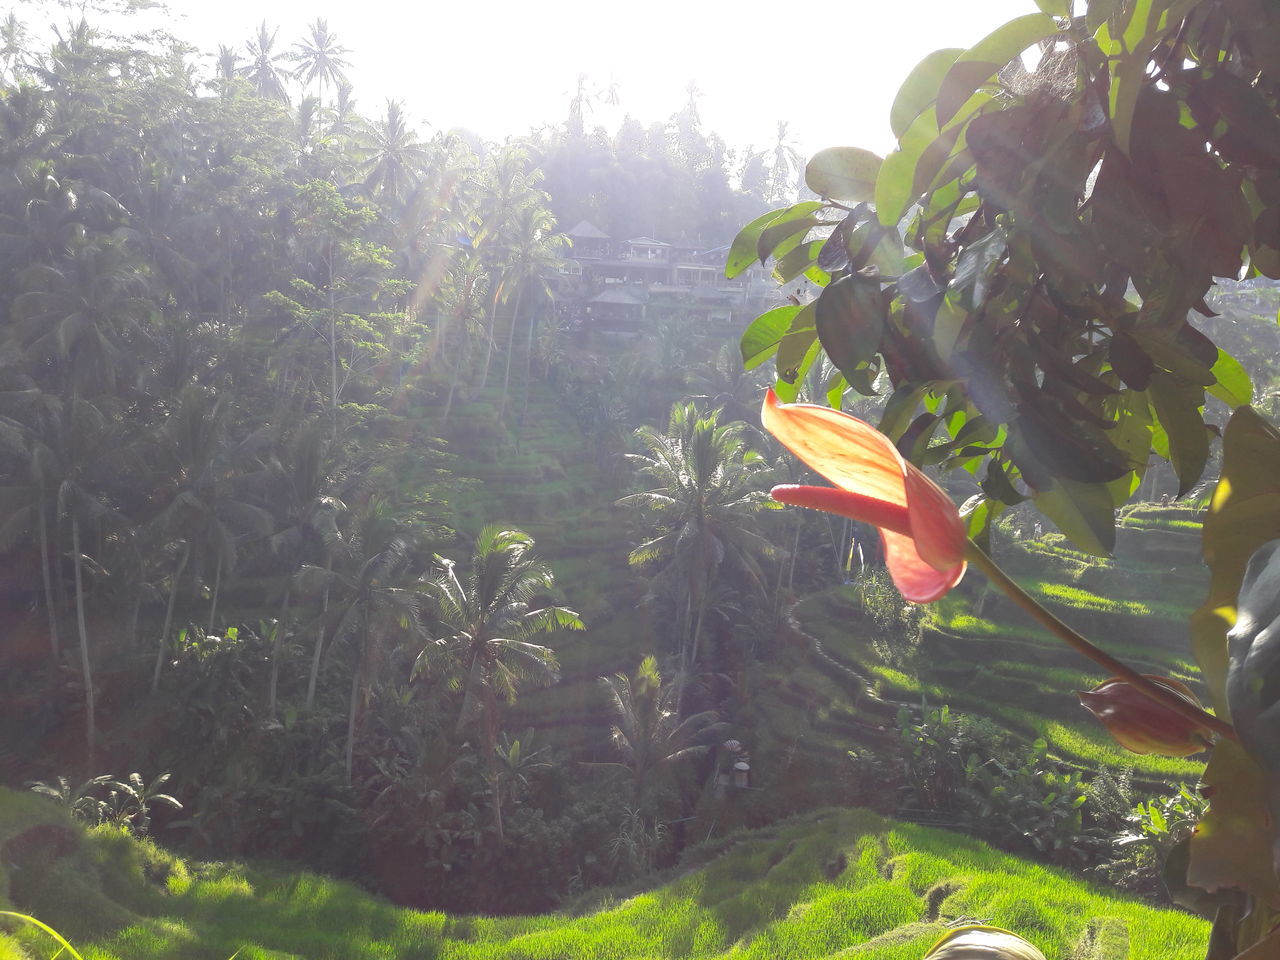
{"left": 783, "top": 507, "right": 1211, "bottom": 782}
{"left": 0, "top": 790, "right": 1207, "bottom": 960}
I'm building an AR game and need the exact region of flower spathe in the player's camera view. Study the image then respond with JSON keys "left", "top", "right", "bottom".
{"left": 923, "top": 925, "right": 1047, "bottom": 959}
{"left": 761, "top": 389, "right": 966, "bottom": 603}
{"left": 1078, "top": 674, "right": 1216, "bottom": 757}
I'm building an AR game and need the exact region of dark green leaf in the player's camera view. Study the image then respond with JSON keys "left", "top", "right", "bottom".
{"left": 815, "top": 276, "right": 886, "bottom": 379}
{"left": 1035, "top": 478, "right": 1115, "bottom": 556}
{"left": 1148, "top": 371, "right": 1209, "bottom": 496}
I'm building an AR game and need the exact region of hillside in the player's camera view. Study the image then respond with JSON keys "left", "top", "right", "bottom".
{"left": 766, "top": 503, "right": 1210, "bottom": 789}
{"left": 0, "top": 788, "right": 1208, "bottom": 960}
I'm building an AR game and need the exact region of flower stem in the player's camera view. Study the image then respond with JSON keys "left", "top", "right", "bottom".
{"left": 963, "top": 539, "right": 1236, "bottom": 741}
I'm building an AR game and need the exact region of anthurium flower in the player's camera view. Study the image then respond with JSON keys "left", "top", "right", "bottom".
{"left": 1078, "top": 674, "right": 1215, "bottom": 756}
{"left": 923, "top": 925, "right": 1047, "bottom": 959}
{"left": 761, "top": 389, "right": 966, "bottom": 603}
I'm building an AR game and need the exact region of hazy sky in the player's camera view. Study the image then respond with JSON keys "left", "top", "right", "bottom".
{"left": 122, "top": 0, "right": 1034, "bottom": 158}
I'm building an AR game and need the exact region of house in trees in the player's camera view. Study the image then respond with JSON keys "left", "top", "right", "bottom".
{"left": 559, "top": 221, "right": 769, "bottom": 332}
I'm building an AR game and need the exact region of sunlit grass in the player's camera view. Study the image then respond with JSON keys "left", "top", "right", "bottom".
{"left": 0, "top": 791, "right": 1209, "bottom": 960}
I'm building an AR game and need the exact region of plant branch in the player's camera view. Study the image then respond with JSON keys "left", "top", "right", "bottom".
{"left": 963, "top": 539, "right": 1236, "bottom": 741}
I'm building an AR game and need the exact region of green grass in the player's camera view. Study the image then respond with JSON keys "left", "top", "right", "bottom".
{"left": 0, "top": 795, "right": 1208, "bottom": 960}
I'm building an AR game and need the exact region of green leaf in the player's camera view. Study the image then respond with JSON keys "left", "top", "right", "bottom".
{"left": 755, "top": 201, "right": 827, "bottom": 265}
{"left": 773, "top": 240, "right": 826, "bottom": 285}
{"left": 727, "top": 208, "right": 784, "bottom": 278}
{"left": 960, "top": 495, "right": 1004, "bottom": 553}
{"left": 815, "top": 276, "right": 885, "bottom": 378}
{"left": 875, "top": 108, "right": 941, "bottom": 227}
{"left": 936, "top": 13, "right": 1059, "bottom": 126}
{"left": 879, "top": 385, "right": 927, "bottom": 441}
{"left": 1187, "top": 740, "right": 1280, "bottom": 908}
{"left": 773, "top": 337, "right": 823, "bottom": 402}
{"left": 1194, "top": 407, "right": 1280, "bottom": 714}
{"left": 776, "top": 303, "right": 818, "bottom": 379}
{"left": 1209, "top": 349, "right": 1254, "bottom": 409}
{"left": 740, "top": 305, "right": 803, "bottom": 370}
{"left": 1148, "top": 371, "right": 1209, "bottom": 496}
{"left": 805, "top": 147, "right": 883, "bottom": 203}
{"left": 891, "top": 48, "right": 963, "bottom": 139}
{"left": 1033, "top": 0, "right": 1070, "bottom": 15}
{"left": 1034, "top": 478, "right": 1115, "bottom": 555}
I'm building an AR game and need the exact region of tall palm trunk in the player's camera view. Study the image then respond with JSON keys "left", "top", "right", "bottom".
{"left": 37, "top": 490, "right": 59, "bottom": 660}
{"left": 71, "top": 516, "right": 95, "bottom": 769}
{"left": 152, "top": 543, "right": 190, "bottom": 693}
{"left": 484, "top": 685, "right": 504, "bottom": 846}
{"left": 305, "top": 561, "right": 332, "bottom": 709}
{"left": 477, "top": 282, "right": 502, "bottom": 392}
{"left": 268, "top": 583, "right": 291, "bottom": 716}
{"left": 518, "top": 300, "right": 538, "bottom": 430}
{"left": 498, "top": 284, "right": 525, "bottom": 422}
{"left": 207, "top": 551, "right": 223, "bottom": 632}
{"left": 345, "top": 637, "right": 364, "bottom": 786}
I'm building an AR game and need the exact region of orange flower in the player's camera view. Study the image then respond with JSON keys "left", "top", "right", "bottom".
{"left": 1078, "top": 675, "right": 1215, "bottom": 756}
{"left": 761, "top": 389, "right": 966, "bottom": 603}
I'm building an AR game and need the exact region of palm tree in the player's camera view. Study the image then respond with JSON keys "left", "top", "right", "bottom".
{"left": 297, "top": 498, "right": 421, "bottom": 784}
{"left": 415, "top": 526, "right": 582, "bottom": 843}
{"left": 289, "top": 19, "right": 349, "bottom": 114}
{"left": 597, "top": 655, "right": 721, "bottom": 806}
{"left": 360, "top": 100, "right": 430, "bottom": 206}
{"left": 240, "top": 22, "right": 291, "bottom": 104}
{"left": 496, "top": 202, "right": 567, "bottom": 424}
{"left": 618, "top": 404, "right": 779, "bottom": 679}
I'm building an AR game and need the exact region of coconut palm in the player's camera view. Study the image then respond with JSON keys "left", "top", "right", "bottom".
{"left": 597, "top": 655, "right": 722, "bottom": 806}
{"left": 289, "top": 19, "right": 349, "bottom": 113}
{"left": 297, "top": 497, "right": 421, "bottom": 784}
{"left": 619, "top": 404, "right": 779, "bottom": 679}
{"left": 414, "top": 526, "right": 582, "bottom": 843}
{"left": 240, "top": 22, "right": 291, "bottom": 104}
{"left": 359, "top": 100, "right": 430, "bottom": 206}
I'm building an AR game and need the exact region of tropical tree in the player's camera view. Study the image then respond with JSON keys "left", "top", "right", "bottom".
{"left": 414, "top": 526, "right": 582, "bottom": 843}
{"left": 298, "top": 497, "right": 422, "bottom": 784}
{"left": 597, "top": 655, "right": 721, "bottom": 806}
{"left": 240, "top": 22, "right": 291, "bottom": 104}
{"left": 359, "top": 100, "right": 430, "bottom": 206}
{"left": 289, "top": 19, "right": 349, "bottom": 114}
{"left": 619, "top": 403, "right": 779, "bottom": 679}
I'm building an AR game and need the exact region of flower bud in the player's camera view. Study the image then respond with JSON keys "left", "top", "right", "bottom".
{"left": 923, "top": 925, "right": 1047, "bottom": 959}
{"left": 1078, "top": 675, "right": 1215, "bottom": 757}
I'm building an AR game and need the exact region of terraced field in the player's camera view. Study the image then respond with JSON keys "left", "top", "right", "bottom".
{"left": 785, "top": 505, "right": 1211, "bottom": 783}
{"left": 0, "top": 788, "right": 1208, "bottom": 960}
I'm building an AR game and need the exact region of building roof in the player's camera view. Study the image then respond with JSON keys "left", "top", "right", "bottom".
{"left": 591, "top": 288, "right": 646, "bottom": 306}
{"left": 567, "top": 219, "right": 610, "bottom": 239}
{"left": 627, "top": 237, "right": 670, "bottom": 246}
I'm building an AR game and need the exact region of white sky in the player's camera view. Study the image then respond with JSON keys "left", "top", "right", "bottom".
{"left": 89, "top": 0, "right": 1032, "bottom": 158}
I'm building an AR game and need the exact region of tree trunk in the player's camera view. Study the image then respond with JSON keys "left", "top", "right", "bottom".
{"left": 37, "top": 492, "right": 59, "bottom": 660}
{"left": 207, "top": 551, "right": 223, "bottom": 632}
{"left": 71, "top": 517, "right": 95, "bottom": 770}
{"left": 305, "top": 563, "right": 331, "bottom": 709}
{"left": 477, "top": 284, "right": 501, "bottom": 393}
{"left": 268, "top": 583, "right": 291, "bottom": 716}
{"left": 345, "top": 651, "right": 362, "bottom": 786}
{"left": 328, "top": 235, "right": 339, "bottom": 441}
{"left": 152, "top": 543, "right": 190, "bottom": 694}
{"left": 518, "top": 300, "right": 538, "bottom": 430}
{"left": 498, "top": 284, "right": 525, "bottom": 423}
{"left": 130, "top": 587, "right": 142, "bottom": 650}
{"left": 485, "top": 687, "right": 504, "bottom": 846}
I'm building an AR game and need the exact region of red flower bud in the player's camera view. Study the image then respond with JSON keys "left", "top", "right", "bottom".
{"left": 1078, "top": 675, "right": 1215, "bottom": 756}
